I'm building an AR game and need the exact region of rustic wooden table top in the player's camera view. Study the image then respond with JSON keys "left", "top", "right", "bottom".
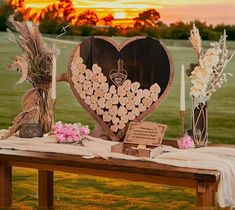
{"left": 1, "top": 139, "right": 229, "bottom": 209}
{"left": 0, "top": 139, "right": 221, "bottom": 183}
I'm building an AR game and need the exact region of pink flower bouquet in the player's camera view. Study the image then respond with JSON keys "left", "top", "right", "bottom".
{"left": 52, "top": 121, "right": 90, "bottom": 145}
{"left": 177, "top": 135, "right": 195, "bottom": 149}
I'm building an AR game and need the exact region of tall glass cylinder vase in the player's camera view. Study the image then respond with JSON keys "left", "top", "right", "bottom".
{"left": 192, "top": 102, "right": 208, "bottom": 147}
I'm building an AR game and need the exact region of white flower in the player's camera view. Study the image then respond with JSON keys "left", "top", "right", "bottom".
{"left": 190, "top": 65, "right": 210, "bottom": 99}
{"left": 189, "top": 25, "right": 233, "bottom": 108}
{"left": 191, "top": 66, "right": 210, "bottom": 81}
{"left": 203, "top": 48, "right": 220, "bottom": 67}
{"left": 190, "top": 87, "right": 201, "bottom": 98}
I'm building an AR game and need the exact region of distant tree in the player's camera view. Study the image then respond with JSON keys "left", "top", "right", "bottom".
{"left": 140, "top": 26, "right": 158, "bottom": 38}
{"left": 214, "top": 24, "right": 235, "bottom": 40}
{"left": 39, "top": 0, "right": 75, "bottom": 23}
{"left": 75, "top": 10, "right": 98, "bottom": 26}
{"left": 39, "top": 0, "right": 75, "bottom": 34}
{"left": 39, "top": 2, "right": 57, "bottom": 21}
{"left": 5, "top": 1, "right": 232, "bottom": 41}
{"left": 133, "top": 17, "right": 142, "bottom": 29}
{"left": 107, "top": 27, "right": 118, "bottom": 36}
{"left": 39, "top": 3, "right": 67, "bottom": 34}
{"left": 57, "top": 0, "right": 75, "bottom": 23}
{"left": 0, "top": 0, "right": 14, "bottom": 31}
{"left": 168, "top": 21, "right": 190, "bottom": 39}
{"left": 103, "top": 14, "right": 114, "bottom": 26}
{"left": 134, "top": 9, "right": 160, "bottom": 27}
{"left": 125, "top": 28, "right": 146, "bottom": 37}
{"left": 12, "top": 0, "right": 36, "bottom": 22}
{"left": 70, "top": 25, "right": 94, "bottom": 36}
{"left": 190, "top": 20, "right": 220, "bottom": 40}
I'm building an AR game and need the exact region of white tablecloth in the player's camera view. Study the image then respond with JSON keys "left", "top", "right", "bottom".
{"left": 0, "top": 131, "right": 234, "bottom": 208}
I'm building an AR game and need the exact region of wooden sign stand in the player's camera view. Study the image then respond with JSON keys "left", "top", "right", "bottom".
{"left": 111, "top": 122, "right": 167, "bottom": 157}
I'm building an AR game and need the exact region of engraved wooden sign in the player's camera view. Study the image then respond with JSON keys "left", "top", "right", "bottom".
{"left": 124, "top": 122, "right": 167, "bottom": 146}
{"left": 67, "top": 36, "right": 174, "bottom": 141}
{"left": 111, "top": 122, "right": 167, "bottom": 158}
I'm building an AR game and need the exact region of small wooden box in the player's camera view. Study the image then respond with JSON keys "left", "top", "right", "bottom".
{"left": 111, "top": 122, "right": 167, "bottom": 158}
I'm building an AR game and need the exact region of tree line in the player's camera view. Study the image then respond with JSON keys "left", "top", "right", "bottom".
{"left": 0, "top": 0, "right": 235, "bottom": 40}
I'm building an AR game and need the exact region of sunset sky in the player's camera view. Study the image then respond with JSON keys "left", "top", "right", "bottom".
{"left": 24, "top": 0, "right": 235, "bottom": 25}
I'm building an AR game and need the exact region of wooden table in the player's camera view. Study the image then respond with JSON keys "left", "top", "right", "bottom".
{"left": 0, "top": 140, "right": 221, "bottom": 209}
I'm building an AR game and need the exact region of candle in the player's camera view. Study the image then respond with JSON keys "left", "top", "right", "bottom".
{"left": 180, "top": 64, "right": 185, "bottom": 111}
{"left": 51, "top": 53, "right": 56, "bottom": 100}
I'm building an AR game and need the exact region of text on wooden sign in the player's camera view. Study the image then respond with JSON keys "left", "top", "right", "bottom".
{"left": 124, "top": 122, "right": 167, "bottom": 146}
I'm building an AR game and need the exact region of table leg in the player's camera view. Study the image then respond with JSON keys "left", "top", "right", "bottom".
{"left": 196, "top": 181, "right": 216, "bottom": 208}
{"left": 38, "top": 170, "right": 54, "bottom": 208}
{"left": 0, "top": 160, "right": 12, "bottom": 208}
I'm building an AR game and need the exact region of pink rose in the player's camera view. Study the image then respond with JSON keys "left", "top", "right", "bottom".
{"left": 177, "top": 135, "right": 195, "bottom": 149}
{"left": 57, "top": 134, "right": 66, "bottom": 142}
{"left": 79, "top": 127, "right": 90, "bottom": 137}
{"left": 53, "top": 121, "right": 90, "bottom": 144}
{"left": 53, "top": 121, "right": 63, "bottom": 131}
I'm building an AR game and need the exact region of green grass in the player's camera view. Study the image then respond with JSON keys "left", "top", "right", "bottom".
{"left": 12, "top": 168, "right": 195, "bottom": 210}
{"left": 1, "top": 32, "right": 235, "bottom": 209}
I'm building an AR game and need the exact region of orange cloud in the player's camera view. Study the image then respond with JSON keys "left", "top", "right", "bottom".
{"left": 24, "top": 0, "right": 235, "bottom": 24}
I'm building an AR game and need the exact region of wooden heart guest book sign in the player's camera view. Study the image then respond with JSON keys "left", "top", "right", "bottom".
{"left": 67, "top": 36, "right": 174, "bottom": 141}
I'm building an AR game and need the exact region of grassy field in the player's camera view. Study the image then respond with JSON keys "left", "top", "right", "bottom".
{"left": 0, "top": 31, "right": 235, "bottom": 209}
{"left": 12, "top": 168, "right": 196, "bottom": 210}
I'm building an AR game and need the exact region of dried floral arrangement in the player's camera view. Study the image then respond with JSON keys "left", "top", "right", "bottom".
{"left": 187, "top": 24, "right": 234, "bottom": 147}
{"left": 2, "top": 17, "right": 54, "bottom": 139}
{"left": 188, "top": 24, "right": 234, "bottom": 108}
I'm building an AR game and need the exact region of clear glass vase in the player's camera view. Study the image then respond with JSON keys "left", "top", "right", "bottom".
{"left": 192, "top": 102, "right": 208, "bottom": 147}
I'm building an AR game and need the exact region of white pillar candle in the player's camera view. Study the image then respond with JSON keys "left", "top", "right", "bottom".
{"left": 51, "top": 53, "right": 56, "bottom": 100}
{"left": 180, "top": 64, "right": 185, "bottom": 111}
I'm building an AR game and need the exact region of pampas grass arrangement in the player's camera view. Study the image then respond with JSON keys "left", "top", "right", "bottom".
{"left": 2, "top": 16, "right": 54, "bottom": 139}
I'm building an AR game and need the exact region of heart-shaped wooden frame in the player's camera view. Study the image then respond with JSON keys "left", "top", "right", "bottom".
{"left": 68, "top": 36, "right": 174, "bottom": 141}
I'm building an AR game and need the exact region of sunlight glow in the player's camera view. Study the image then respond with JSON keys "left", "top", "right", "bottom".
{"left": 24, "top": 0, "right": 235, "bottom": 25}
{"left": 114, "top": 12, "right": 127, "bottom": 19}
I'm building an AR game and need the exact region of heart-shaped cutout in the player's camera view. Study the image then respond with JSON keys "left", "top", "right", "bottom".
{"left": 109, "top": 59, "right": 128, "bottom": 86}
{"left": 68, "top": 36, "right": 174, "bottom": 141}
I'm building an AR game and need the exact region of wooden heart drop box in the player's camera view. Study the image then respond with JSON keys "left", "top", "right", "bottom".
{"left": 67, "top": 36, "right": 174, "bottom": 141}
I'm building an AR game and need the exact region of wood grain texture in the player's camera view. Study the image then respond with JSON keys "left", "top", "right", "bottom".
{"left": 196, "top": 181, "right": 216, "bottom": 208}
{"left": 0, "top": 148, "right": 220, "bottom": 183}
{"left": 38, "top": 170, "right": 53, "bottom": 208}
{"left": 0, "top": 160, "right": 12, "bottom": 208}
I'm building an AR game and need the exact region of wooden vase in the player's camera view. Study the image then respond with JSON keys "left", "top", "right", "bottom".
{"left": 191, "top": 102, "right": 208, "bottom": 147}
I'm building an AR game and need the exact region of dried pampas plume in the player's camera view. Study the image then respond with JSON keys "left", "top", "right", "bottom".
{"left": 2, "top": 17, "right": 54, "bottom": 139}
{"left": 7, "top": 16, "right": 53, "bottom": 87}
{"left": 189, "top": 23, "right": 202, "bottom": 58}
